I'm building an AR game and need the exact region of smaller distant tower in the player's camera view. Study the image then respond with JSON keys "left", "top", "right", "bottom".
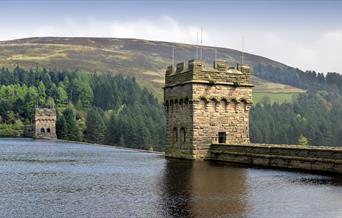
{"left": 34, "top": 108, "right": 57, "bottom": 139}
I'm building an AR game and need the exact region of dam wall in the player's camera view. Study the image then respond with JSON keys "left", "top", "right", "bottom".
{"left": 209, "top": 144, "right": 342, "bottom": 173}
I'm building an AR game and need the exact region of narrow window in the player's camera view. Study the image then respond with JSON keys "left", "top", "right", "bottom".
{"left": 221, "top": 99, "right": 228, "bottom": 112}
{"left": 40, "top": 128, "right": 45, "bottom": 133}
{"left": 200, "top": 98, "right": 208, "bottom": 111}
{"left": 233, "top": 101, "right": 238, "bottom": 113}
{"left": 218, "top": 132, "right": 226, "bottom": 144}
{"left": 47, "top": 128, "right": 51, "bottom": 133}
{"left": 184, "top": 98, "right": 189, "bottom": 105}
{"left": 165, "top": 101, "right": 169, "bottom": 113}
{"left": 173, "top": 127, "right": 178, "bottom": 144}
{"left": 214, "top": 101, "right": 219, "bottom": 112}
{"left": 180, "top": 127, "right": 186, "bottom": 143}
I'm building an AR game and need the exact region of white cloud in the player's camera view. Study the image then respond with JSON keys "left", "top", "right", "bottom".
{"left": 0, "top": 16, "right": 200, "bottom": 44}
{"left": 0, "top": 16, "right": 341, "bottom": 73}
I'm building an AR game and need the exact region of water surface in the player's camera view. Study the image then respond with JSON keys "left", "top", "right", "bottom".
{"left": 0, "top": 138, "right": 341, "bottom": 217}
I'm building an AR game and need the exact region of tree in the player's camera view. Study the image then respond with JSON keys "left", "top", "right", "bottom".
{"left": 84, "top": 108, "right": 105, "bottom": 143}
{"left": 46, "top": 97, "right": 55, "bottom": 108}
{"left": 63, "top": 106, "right": 80, "bottom": 141}
{"left": 57, "top": 84, "right": 68, "bottom": 104}
{"left": 298, "top": 134, "right": 309, "bottom": 146}
{"left": 56, "top": 114, "right": 67, "bottom": 139}
{"left": 37, "top": 81, "right": 46, "bottom": 106}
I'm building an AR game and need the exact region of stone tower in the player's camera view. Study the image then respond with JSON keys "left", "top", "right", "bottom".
{"left": 164, "top": 59, "right": 253, "bottom": 159}
{"left": 34, "top": 108, "right": 57, "bottom": 139}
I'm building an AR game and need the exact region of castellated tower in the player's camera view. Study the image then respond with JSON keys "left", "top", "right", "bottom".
{"left": 34, "top": 108, "right": 57, "bottom": 139}
{"left": 164, "top": 59, "right": 253, "bottom": 159}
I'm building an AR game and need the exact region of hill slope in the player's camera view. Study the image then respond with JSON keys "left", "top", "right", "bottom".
{"left": 0, "top": 37, "right": 294, "bottom": 86}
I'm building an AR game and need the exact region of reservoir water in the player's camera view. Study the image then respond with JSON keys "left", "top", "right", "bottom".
{"left": 0, "top": 138, "right": 341, "bottom": 217}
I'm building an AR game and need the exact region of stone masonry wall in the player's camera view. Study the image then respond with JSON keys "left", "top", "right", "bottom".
{"left": 164, "top": 83, "right": 194, "bottom": 159}
{"left": 164, "top": 59, "right": 253, "bottom": 159}
{"left": 34, "top": 108, "right": 57, "bottom": 139}
{"left": 192, "top": 85, "right": 252, "bottom": 151}
{"left": 209, "top": 144, "right": 342, "bottom": 173}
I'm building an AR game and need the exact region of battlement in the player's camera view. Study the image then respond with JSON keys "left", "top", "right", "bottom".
{"left": 165, "top": 59, "right": 252, "bottom": 87}
{"left": 35, "top": 108, "right": 56, "bottom": 117}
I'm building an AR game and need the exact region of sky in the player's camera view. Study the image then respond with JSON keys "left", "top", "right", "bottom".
{"left": 1, "top": 0, "right": 342, "bottom": 72}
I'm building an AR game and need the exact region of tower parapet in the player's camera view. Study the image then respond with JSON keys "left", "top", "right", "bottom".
{"left": 165, "top": 59, "right": 252, "bottom": 88}
{"left": 164, "top": 59, "right": 253, "bottom": 159}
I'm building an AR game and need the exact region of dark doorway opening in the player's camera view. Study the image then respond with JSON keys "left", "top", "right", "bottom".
{"left": 218, "top": 132, "right": 226, "bottom": 144}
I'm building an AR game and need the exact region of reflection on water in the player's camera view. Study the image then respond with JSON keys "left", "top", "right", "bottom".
{"left": 162, "top": 160, "right": 247, "bottom": 217}
{"left": 0, "top": 138, "right": 341, "bottom": 217}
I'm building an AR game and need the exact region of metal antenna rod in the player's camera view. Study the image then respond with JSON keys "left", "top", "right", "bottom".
{"left": 196, "top": 32, "right": 199, "bottom": 59}
{"left": 172, "top": 41, "right": 175, "bottom": 67}
{"left": 200, "top": 26, "right": 203, "bottom": 60}
{"left": 241, "top": 36, "right": 245, "bottom": 65}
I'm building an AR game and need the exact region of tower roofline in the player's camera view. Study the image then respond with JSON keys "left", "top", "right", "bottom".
{"left": 165, "top": 59, "right": 252, "bottom": 88}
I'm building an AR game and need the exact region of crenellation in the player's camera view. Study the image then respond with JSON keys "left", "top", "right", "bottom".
{"left": 176, "top": 62, "right": 185, "bottom": 73}
{"left": 213, "top": 60, "right": 228, "bottom": 71}
{"left": 166, "top": 65, "right": 175, "bottom": 76}
{"left": 165, "top": 59, "right": 252, "bottom": 88}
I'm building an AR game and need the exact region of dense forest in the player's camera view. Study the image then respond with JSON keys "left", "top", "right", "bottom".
{"left": 254, "top": 63, "right": 342, "bottom": 93}
{"left": 0, "top": 66, "right": 165, "bottom": 150}
{"left": 0, "top": 63, "right": 341, "bottom": 149}
{"left": 251, "top": 64, "right": 342, "bottom": 146}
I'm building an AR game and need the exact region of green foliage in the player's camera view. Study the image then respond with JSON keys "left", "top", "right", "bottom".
{"left": 253, "top": 63, "right": 342, "bottom": 93}
{"left": 250, "top": 91, "right": 342, "bottom": 146}
{"left": 253, "top": 92, "right": 299, "bottom": 104}
{"left": 57, "top": 84, "right": 68, "bottom": 104}
{"left": 2, "top": 62, "right": 341, "bottom": 149}
{"left": 298, "top": 134, "right": 309, "bottom": 146}
{"left": 56, "top": 114, "right": 67, "bottom": 139}
{"left": 0, "top": 121, "right": 24, "bottom": 137}
{"left": 84, "top": 107, "right": 105, "bottom": 143}
{"left": 63, "top": 106, "right": 80, "bottom": 141}
{"left": 0, "top": 66, "right": 165, "bottom": 150}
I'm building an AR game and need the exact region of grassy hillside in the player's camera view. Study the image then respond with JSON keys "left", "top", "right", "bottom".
{"left": 0, "top": 37, "right": 303, "bottom": 98}
{"left": 252, "top": 76, "right": 305, "bottom": 104}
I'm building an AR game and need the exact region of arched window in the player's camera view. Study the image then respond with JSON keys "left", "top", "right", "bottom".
{"left": 179, "top": 99, "right": 183, "bottom": 106}
{"left": 47, "top": 128, "right": 51, "bottom": 133}
{"left": 231, "top": 99, "right": 238, "bottom": 113}
{"left": 165, "top": 101, "right": 169, "bottom": 113}
{"left": 180, "top": 127, "right": 186, "bottom": 144}
{"left": 200, "top": 98, "right": 208, "bottom": 111}
{"left": 240, "top": 99, "right": 248, "bottom": 111}
{"left": 173, "top": 127, "right": 178, "bottom": 144}
{"left": 184, "top": 98, "right": 189, "bottom": 105}
{"left": 40, "top": 128, "right": 45, "bottom": 133}
{"left": 170, "top": 100, "right": 174, "bottom": 112}
{"left": 211, "top": 99, "right": 219, "bottom": 112}
{"left": 221, "top": 99, "right": 228, "bottom": 112}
